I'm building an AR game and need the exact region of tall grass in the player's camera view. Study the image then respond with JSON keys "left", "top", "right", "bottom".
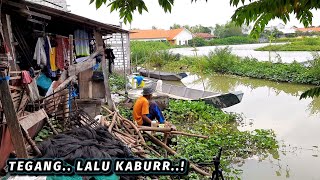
{"left": 162, "top": 47, "right": 320, "bottom": 85}
{"left": 131, "top": 42, "right": 320, "bottom": 85}
{"left": 208, "top": 36, "right": 258, "bottom": 45}
{"left": 130, "top": 41, "right": 171, "bottom": 65}
{"left": 257, "top": 37, "right": 320, "bottom": 51}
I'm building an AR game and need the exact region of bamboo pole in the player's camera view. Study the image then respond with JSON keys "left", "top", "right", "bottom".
{"left": 138, "top": 126, "right": 172, "bottom": 132}
{"left": 108, "top": 112, "right": 117, "bottom": 133}
{"left": 121, "top": 117, "right": 146, "bottom": 145}
{"left": 170, "top": 131, "right": 208, "bottom": 139}
{"left": 145, "top": 132, "right": 210, "bottom": 177}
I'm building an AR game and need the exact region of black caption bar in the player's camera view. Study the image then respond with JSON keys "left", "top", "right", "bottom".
{"left": 7, "top": 158, "right": 189, "bottom": 175}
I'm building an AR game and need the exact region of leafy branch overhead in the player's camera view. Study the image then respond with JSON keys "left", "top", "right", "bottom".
{"left": 91, "top": 0, "right": 319, "bottom": 37}
{"left": 230, "top": 0, "right": 319, "bottom": 37}
{"left": 90, "top": 0, "right": 206, "bottom": 24}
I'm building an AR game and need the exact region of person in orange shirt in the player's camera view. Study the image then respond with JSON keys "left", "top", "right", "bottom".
{"left": 133, "top": 87, "right": 165, "bottom": 126}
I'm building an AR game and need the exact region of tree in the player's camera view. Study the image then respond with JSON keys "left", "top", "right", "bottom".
{"left": 189, "top": 25, "right": 212, "bottom": 34}
{"left": 214, "top": 22, "right": 244, "bottom": 38}
{"left": 91, "top": 0, "right": 318, "bottom": 35}
{"left": 91, "top": 0, "right": 320, "bottom": 98}
{"left": 189, "top": 37, "right": 207, "bottom": 47}
{"left": 230, "top": 0, "right": 319, "bottom": 38}
{"left": 170, "top": 23, "right": 181, "bottom": 29}
{"left": 152, "top": 26, "right": 157, "bottom": 29}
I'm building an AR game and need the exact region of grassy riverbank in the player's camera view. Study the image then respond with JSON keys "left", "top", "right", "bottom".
{"left": 190, "top": 36, "right": 258, "bottom": 47}
{"left": 119, "top": 100, "right": 278, "bottom": 179}
{"left": 160, "top": 47, "right": 320, "bottom": 85}
{"left": 132, "top": 41, "right": 320, "bottom": 85}
{"left": 256, "top": 37, "right": 320, "bottom": 51}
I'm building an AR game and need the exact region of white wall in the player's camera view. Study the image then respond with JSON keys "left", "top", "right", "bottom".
{"left": 132, "top": 38, "right": 167, "bottom": 42}
{"left": 26, "top": 0, "right": 68, "bottom": 11}
{"left": 174, "top": 29, "right": 193, "bottom": 45}
{"left": 106, "top": 33, "right": 131, "bottom": 73}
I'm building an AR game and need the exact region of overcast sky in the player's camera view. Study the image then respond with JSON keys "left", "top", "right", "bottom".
{"left": 66, "top": 0, "right": 320, "bottom": 30}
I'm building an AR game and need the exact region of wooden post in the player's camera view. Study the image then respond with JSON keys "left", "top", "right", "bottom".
{"left": 69, "top": 35, "right": 74, "bottom": 65}
{"left": 94, "top": 30, "right": 114, "bottom": 110}
{"left": 2, "top": 15, "right": 15, "bottom": 60}
{"left": 0, "top": 71, "right": 28, "bottom": 158}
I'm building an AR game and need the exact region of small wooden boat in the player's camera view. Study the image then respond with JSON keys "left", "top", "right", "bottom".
{"left": 153, "top": 83, "right": 244, "bottom": 109}
{"left": 138, "top": 68, "right": 188, "bottom": 81}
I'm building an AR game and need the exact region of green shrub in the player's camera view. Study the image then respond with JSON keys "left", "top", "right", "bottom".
{"left": 109, "top": 73, "right": 126, "bottom": 92}
{"left": 189, "top": 37, "right": 207, "bottom": 47}
{"left": 208, "top": 36, "right": 258, "bottom": 45}
{"left": 206, "top": 47, "right": 238, "bottom": 73}
{"left": 130, "top": 41, "right": 171, "bottom": 65}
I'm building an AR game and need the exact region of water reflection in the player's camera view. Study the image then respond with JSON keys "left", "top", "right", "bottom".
{"left": 176, "top": 73, "right": 320, "bottom": 179}
{"left": 180, "top": 73, "right": 320, "bottom": 116}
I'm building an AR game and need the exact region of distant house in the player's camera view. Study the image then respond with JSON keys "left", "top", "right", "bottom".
{"left": 295, "top": 27, "right": 320, "bottom": 33}
{"left": 193, "top": 33, "right": 216, "bottom": 40}
{"left": 265, "top": 23, "right": 296, "bottom": 36}
{"left": 130, "top": 28, "right": 193, "bottom": 45}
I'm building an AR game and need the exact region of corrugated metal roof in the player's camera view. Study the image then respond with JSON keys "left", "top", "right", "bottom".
{"left": 4, "top": 0, "right": 129, "bottom": 34}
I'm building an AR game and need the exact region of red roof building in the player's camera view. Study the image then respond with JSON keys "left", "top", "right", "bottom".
{"left": 193, "top": 33, "right": 216, "bottom": 40}
{"left": 130, "top": 28, "right": 193, "bottom": 45}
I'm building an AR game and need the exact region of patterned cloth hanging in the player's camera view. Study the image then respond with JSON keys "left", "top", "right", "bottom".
{"left": 74, "top": 29, "right": 90, "bottom": 57}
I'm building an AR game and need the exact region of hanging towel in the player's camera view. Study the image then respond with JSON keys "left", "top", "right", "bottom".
{"left": 50, "top": 47, "right": 58, "bottom": 71}
{"left": 56, "top": 37, "right": 65, "bottom": 70}
{"left": 21, "top": 71, "right": 32, "bottom": 84}
{"left": 33, "top": 37, "right": 47, "bottom": 66}
{"left": 74, "top": 29, "right": 90, "bottom": 57}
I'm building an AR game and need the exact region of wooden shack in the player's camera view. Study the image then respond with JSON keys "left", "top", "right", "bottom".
{"left": 0, "top": 0, "right": 129, "bottom": 171}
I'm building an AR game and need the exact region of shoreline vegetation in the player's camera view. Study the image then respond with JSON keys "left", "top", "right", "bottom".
{"left": 256, "top": 37, "right": 320, "bottom": 51}
{"left": 131, "top": 41, "right": 320, "bottom": 86}
{"left": 118, "top": 100, "right": 278, "bottom": 179}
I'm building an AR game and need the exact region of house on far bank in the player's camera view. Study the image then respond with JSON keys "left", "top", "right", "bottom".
{"left": 265, "top": 23, "right": 296, "bottom": 37}
{"left": 130, "top": 28, "right": 193, "bottom": 45}
{"left": 295, "top": 27, "right": 320, "bottom": 33}
{"left": 193, "top": 33, "right": 216, "bottom": 40}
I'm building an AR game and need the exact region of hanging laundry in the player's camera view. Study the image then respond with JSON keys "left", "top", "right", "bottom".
{"left": 44, "top": 36, "right": 51, "bottom": 71}
{"left": 21, "top": 71, "right": 32, "bottom": 84}
{"left": 50, "top": 47, "right": 58, "bottom": 71}
{"left": 33, "top": 37, "right": 47, "bottom": 66}
{"left": 62, "top": 38, "right": 70, "bottom": 69}
{"left": 29, "top": 67, "right": 35, "bottom": 78}
{"left": 56, "top": 37, "right": 65, "bottom": 70}
{"left": 105, "top": 49, "right": 115, "bottom": 74}
{"left": 74, "top": 29, "right": 90, "bottom": 57}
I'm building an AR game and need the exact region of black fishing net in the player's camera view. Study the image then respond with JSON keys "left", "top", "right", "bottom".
{"left": 38, "top": 126, "right": 134, "bottom": 164}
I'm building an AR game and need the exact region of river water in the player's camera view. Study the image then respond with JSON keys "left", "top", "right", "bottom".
{"left": 170, "top": 43, "right": 318, "bottom": 63}
{"left": 177, "top": 74, "right": 320, "bottom": 180}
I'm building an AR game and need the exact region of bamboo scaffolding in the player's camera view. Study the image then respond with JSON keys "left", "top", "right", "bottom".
{"left": 100, "top": 106, "right": 210, "bottom": 177}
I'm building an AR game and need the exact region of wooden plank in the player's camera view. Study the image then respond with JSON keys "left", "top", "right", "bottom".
{"left": 19, "top": 109, "right": 47, "bottom": 130}
{"left": 0, "top": 71, "right": 28, "bottom": 158}
{"left": 92, "top": 81, "right": 105, "bottom": 99}
{"left": 78, "top": 68, "right": 92, "bottom": 99}
{"left": 20, "top": 9, "right": 51, "bottom": 20}
{"left": 68, "top": 47, "right": 103, "bottom": 76}
{"left": 79, "top": 80, "right": 90, "bottom": 99}
{"left": 94, "top": 31, "right": 114, "bottom": 110}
